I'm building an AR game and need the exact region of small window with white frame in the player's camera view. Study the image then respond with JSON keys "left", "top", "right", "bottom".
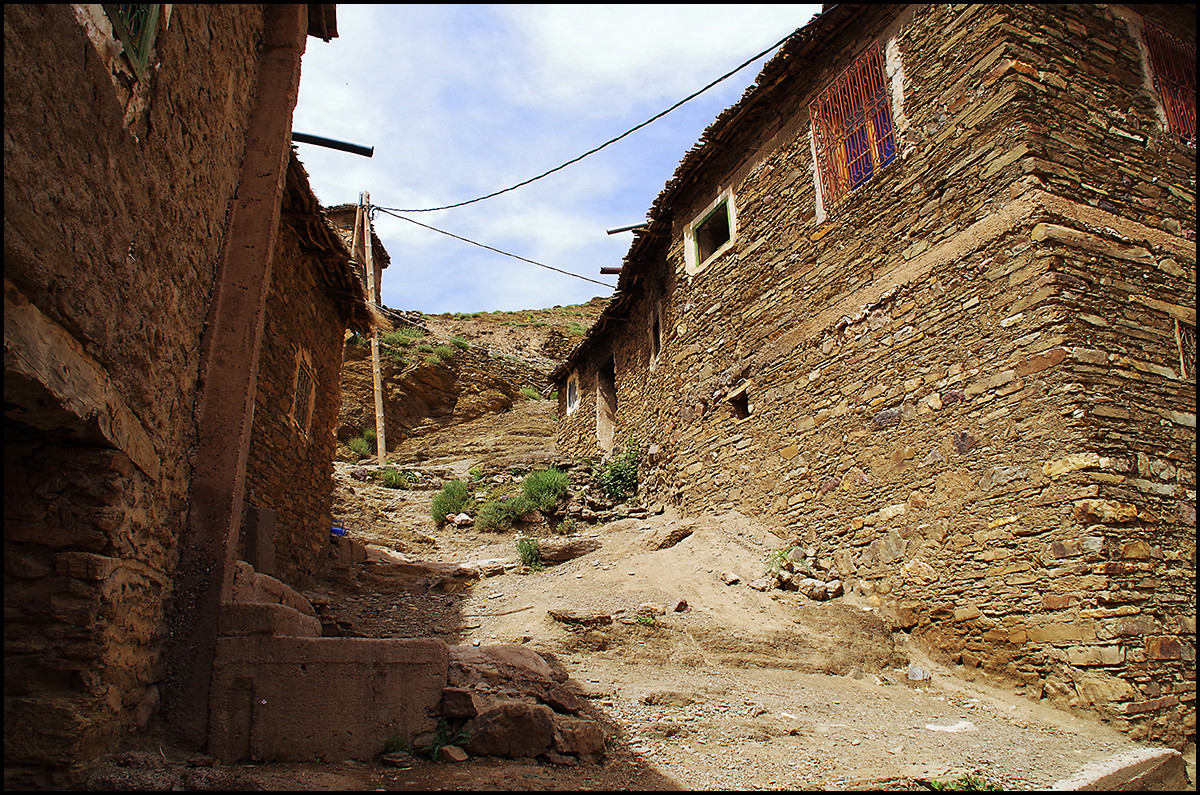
{"left": 565, "top": 371, "right": 581, "bottom": 414}
{"left": 684, "top": 189, "right": 736, "bottom": 275}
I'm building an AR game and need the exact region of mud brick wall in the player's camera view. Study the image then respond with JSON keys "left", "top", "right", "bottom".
{"left": 244, "top": 228, "right": 347, "bottom": 590}
{"left": 4, "top": 5, "right": 269, "bottom": 780}
{"left": 558, "top": 4, "right": 1195, "bottom": 747}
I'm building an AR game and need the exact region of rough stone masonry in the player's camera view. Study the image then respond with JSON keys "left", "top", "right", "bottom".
{"left": 555, "top": 3, "right": 1196, "bottom": 750}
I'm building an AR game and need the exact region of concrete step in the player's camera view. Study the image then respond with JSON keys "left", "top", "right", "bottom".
{"left": 208, "top": 636, "right": 449, "bottom": 763}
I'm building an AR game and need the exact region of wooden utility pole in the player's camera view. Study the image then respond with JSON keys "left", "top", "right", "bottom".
{"left": 361, "top": 192, "right": 387, "bottom": 465}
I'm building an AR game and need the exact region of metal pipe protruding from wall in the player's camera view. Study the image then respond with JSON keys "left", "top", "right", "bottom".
{"left": 291, "top": 132, "right": 374, "bottom": 158}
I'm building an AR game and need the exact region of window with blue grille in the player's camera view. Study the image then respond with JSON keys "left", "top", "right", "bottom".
{"left": 810, "top": 44, "right": 897, "bottom": 207}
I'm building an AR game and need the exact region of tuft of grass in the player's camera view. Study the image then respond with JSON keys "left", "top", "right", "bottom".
{"left": 450, "top": 337, "right": 470, "bottom": 350}
{"left": 347, "top": 427, "right": 377, "bottom": 457}
{"left": 476, "top": 495, "right": 537, "bottom": 532}
{"left": 418, "top": 718, "right": 471, "bottom": 761}
{"left": 927, "top": 773, "right": 1003, "bottom": 791}
{"left": 430, "top": 480, "right": 471, "bottom": 527}
{"left": 522, "top": 467, "right": 570, "bottom": 512}
{"left": 515, "top": 537, "right": 543, "bottom": 569}
{"left": 765, "top": 546, "right": 798, "bottom": 573}
{"left": 377, "top": 468, "right": 414, "bottom": 490}
{"left": 381, "top": 327, "right": 427, "bottom": 347}
{"left": 636, "top": 614, "right": 655, "bottom": 627}
{"left": 382, "top": 735, "right": 410, "bottom": 755}
{"left": 519, "top": 386, "right": 541, "bottom": 400}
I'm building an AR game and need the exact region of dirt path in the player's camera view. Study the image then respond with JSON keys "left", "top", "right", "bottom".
{"left": 89, "top": 398, "right": 1175, "bottom": 792}
{"left": 227, "top": 422, "right": 1175, "bottom": 792}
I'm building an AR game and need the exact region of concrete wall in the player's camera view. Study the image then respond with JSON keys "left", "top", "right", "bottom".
{"left": 2, "top": 4, "right": 274, "bottom": 784}
{"left": 558, "top": 3, "right": 1195, "bottom": 748}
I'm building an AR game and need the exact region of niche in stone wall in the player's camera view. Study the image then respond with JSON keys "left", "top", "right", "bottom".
{"left": 727, "top": 380, "right": 752, "bottom": 420}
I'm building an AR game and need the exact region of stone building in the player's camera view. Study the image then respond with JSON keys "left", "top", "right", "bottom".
{"left": 241, "top": 155, "right": 381, "bottom": 590}
{"left": 554, "top": 4, "right": 1195, "bottom": 748}
{"left": 3, "top": 4, "right": 369, "bottom": 784}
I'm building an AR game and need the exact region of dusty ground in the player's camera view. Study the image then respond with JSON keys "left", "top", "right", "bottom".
{"left": 201, "top": 400, "right": 1189, "bottom": 792}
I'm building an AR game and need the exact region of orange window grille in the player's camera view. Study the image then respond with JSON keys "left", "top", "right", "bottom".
{"left": 1144, "top": 22, "right": 1196, "bottom": 146}
{"left": 810, "top": 44, "right": 897, "bottom": 207}
{"left": 292, "top": 360, "right": 316, "bottom": 434}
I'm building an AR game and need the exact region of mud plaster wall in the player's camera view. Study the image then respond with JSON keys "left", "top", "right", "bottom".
{"left": 558, "top": 3, "right": 1195, "bottom": 747}
{"left": 3, "top": 4, "right": 268, "bottom": 777}
{"left": 243, "top": 227, "right": 347, "bottom": 590}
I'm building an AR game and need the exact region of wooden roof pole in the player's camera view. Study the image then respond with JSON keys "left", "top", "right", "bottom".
{"left": 362, "top": 192, "right": 386, "bottom": 465}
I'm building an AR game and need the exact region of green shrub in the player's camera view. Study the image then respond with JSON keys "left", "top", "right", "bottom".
{"left": 567, "top": 321, "right": 588, "bottom": 336}
{"left": 417, "top": 343, "right": 434, "bottom": 354}
{"left": 381, "top": 327, "right": 426, "bottom": 347}
{"left": 450, "top": 337, "right": 470, "bottom": 350}
{"left": 432, "top": 344, "right": 456, "bottom": 360}
{"left": 418, "top": 718, "right": 471, "bottom": 761}
{"left": 378, "top": 468, "right": 413, "bottom": 490}
{"left": 383, "top": 735, "right": 410, "bottom": 755}
{"left": 430, "top": 480, "right": 471, "bottom": 527}
{"left": 519, "top": 386, "right": 541, "bottom": 400}
{"left": 596, "top": 440, "right": 639, "bottom": 501}
{"left": 476, "top": 495, "right": 537, "bottom": 532}
{"left": 929, "top": 773, "right": 1003, "bottom": 791}
{"left": 515, "top": 537, "right": 542, "bottom": 568}
{"left": 522, "top": 467, "right": 570, "bottom": 512}
{"left": 348, "top": 436, "right": 372, "bottom": 457}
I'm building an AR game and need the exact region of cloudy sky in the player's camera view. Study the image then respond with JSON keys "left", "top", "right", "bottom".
{"left": 292, "top": 4, "right": 822, "bottom": 314}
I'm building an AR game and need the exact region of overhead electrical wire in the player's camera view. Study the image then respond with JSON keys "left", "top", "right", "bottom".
{"left": 373, "top": 28, "right": 797, "bottom": 215}
{"left": 373, "top": 207, "right": 617, "bottom": 289}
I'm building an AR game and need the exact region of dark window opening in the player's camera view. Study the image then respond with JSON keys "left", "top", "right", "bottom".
{"left": 730, "top": 393, "right": 750, "bottom": 420}
{"left": 1144, "top": 22, "right": 1196, "bottom": 146}
{"left": 102, "top": 4, "right": 160, "bottom": 79}
{"left": 695, "top": 201, "right": 731, "bottom": 264}
{"left": 727, "top": 381, "right": 751, "bottom": 420}
{"left": 566, "top": 374, "right": 579, "bottom": 411}
{"left": 650, "top": 306, "right": 662, "bottom": 361}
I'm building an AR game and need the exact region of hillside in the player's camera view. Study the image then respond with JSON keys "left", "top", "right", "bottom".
{"left": 333, "top": 298, "right": 607, "bottom": 455}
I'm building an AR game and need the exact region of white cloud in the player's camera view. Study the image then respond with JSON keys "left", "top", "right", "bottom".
{"left": 293, "top": 4, "right": 822, "bottom": 313}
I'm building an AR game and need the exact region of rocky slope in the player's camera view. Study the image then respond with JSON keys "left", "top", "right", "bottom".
{"left": 333, "top": 298, "right": 606, "bottom": 452}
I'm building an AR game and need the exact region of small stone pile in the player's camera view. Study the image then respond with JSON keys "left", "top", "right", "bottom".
{"left": 748, "top": 546, "right": 845, "bottom": 600}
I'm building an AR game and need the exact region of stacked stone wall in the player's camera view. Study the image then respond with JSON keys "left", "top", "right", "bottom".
{"left": 245, "top": 228, "right": 347, "bottom": 590}
{"left": 558, "top": 3, "right": 1194, "bottom": 746}
{"left": 4, "top": 5, "right": 269, "bottom": 782}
